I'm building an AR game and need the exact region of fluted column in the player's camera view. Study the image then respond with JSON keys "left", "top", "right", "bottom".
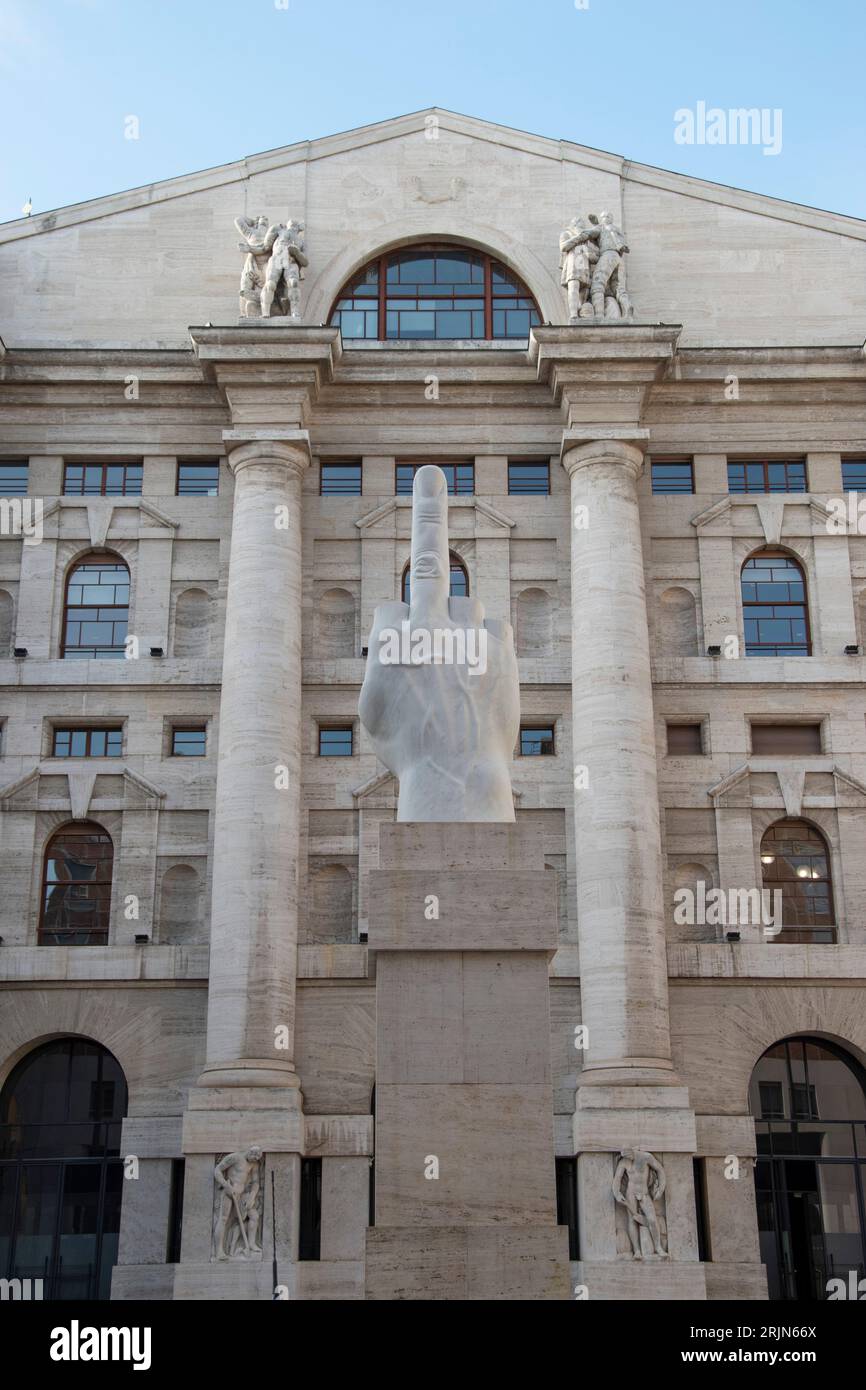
{"left": 564, "top": 437, "right": 674, "bottom": 1086}
{"left": 200, "top": 435, "right": 308, "bottom": 1091}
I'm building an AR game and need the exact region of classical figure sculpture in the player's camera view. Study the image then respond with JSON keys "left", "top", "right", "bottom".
{"left": 358, "top": 464, "right": 520, "bottom": 822}
{"left": 559, "top": 212, "right": 633, "bottom": 321}
{"left": 612, "top": 1147, "right": 669, "bottom": 1259}
{"left": 589, "top": 211, "right": 632, "bottom": 320}
{"left": 559, "top": 215, "right": 600, "bottom": 322}
{"left": 234, "top": 216, "right": 308, "bottom": 319}
{"left": 212, "top": 1145, "right": 264, "bottom": 1260}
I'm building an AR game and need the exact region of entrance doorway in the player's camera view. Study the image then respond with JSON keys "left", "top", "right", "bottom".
{"left": 750, "top": 1036, "right": 866, "bottom": 1300}
{"left": 0, "top": 1038, "right": 128, "bottom": 1300}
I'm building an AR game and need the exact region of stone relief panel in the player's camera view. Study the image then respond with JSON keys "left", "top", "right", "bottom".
{"left": 212, "top": 1146, "right": 264, "bottom": 1261}
{"left": 613, "top": 1148, "right": 670, "bottom": 1260}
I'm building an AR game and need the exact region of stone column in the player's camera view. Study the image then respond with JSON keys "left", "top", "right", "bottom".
{"left": 200, "top": 434, "right": 309, "bottom": 1090}
{"left": 563, "top": 436, "right": 674, "bottom": 1086}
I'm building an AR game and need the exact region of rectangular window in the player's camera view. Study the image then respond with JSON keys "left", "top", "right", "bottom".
{"left": 520, "top": 724, "right": 555, "bottom": 756}
{"left": 53, "top": 727, "right": 123, "bottom": 758}
{"left": 727, "top": 459, "right": 807, "bottom": 494}
{"left": 319, "top": 725, "right": 353, "bottom": 757}
{"left": 177, "top": 461, "right": 220, "bottom": 496}
{"left": 298, "top": 1157, "right": 322, "bottom": 1261}
{"left": 555, "top": 1157, "right": 579, "bottom": 1260}
{"left": 166, "top": 1159, "right": 185, "bottom": 1264}
{"left": 842, "top": 459, "right": 866, "bottom": 492}
{"left": 171, "top": 726, "right": 207, "bottom": 757}
{"left": 651, "top": 458, "right": 694, "bottom": 494}
{"left": 63, "top": 461, "right": 143, "bottom": 496}
{"left": 666, "top": 723, "right": 703, "bottom": 755}
{"left": 751, "top": 723, "right": 821, "bottom": 755}
{"left": 0, "top": 460, "right": 28, "bottom": 496}
{"left": 395, "top": 461, "right": 474, "bottom": 496}
{"left": 693, "top": 1158, "right": 712, "bottom": 1262}
{"left": 508, "top": 460, "right": 550, "bottom": 495}
{"left": 759, "top": 1080, "right": 785, "bottom": 1118}
{"left": 320, "top": 461, "right": 362, "bottom": 496}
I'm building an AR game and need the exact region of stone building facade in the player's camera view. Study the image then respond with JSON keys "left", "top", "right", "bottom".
{"left": 0, "top": 110, "right": 865, "bottom": 1301}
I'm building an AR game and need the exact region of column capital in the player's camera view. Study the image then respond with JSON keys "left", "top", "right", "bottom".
{"left": 561, "top": 430, "right": 649, "bottom": 478}
{"left": 222, "top": 430, "right": 311, "bottom": 477}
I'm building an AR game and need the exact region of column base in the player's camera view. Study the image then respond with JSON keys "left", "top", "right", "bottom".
{"left": 366, "top": 1226, "right": 572, "bottom": 1300}
{"left": 575, "top": 1260, "right": 707, "bottom": 1301}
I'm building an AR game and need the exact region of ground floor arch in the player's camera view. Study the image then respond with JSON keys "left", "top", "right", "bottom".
{"left": 0, "top": 1036, "right": 128, "bottom": 1299}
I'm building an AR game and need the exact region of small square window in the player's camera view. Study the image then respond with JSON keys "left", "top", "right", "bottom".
{"left": 171, "top": 727, "right": 207, "bottom": 756}
{"left": 177, "top": 461, "right": 220, "bottom": 496}
{"left": 508, "top": 461, "right": 550, "bottom": 495}
{"left": 651, "top": 459, "right": 694, "bottom": 495}
{"left": 520, "top": 724, "right": 555, "bottom": 756}
{"left": 842, "top": 460, "right": 866, "bottom": 493}
{"left": 666, "top": 723, "right": 703, "bottom": 755}
{"left": 320, "top": 461, "right": 362, "bottom": 496}
{"left": 319, "top": 725, "right": 353, "bottom": 756}
{"left": 0, "top": 460, "right": 28, "bottom": 496}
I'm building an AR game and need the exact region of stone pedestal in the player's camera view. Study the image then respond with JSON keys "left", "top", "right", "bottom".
{"left": 365, "top": 823, "right": 571, "bottom": 1300}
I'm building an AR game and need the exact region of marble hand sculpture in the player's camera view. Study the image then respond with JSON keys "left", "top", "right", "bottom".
{"left": 359, "top": 465, "right": 520, "bottom": 821}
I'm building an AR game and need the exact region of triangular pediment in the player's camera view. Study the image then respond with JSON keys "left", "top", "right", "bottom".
{"left": 0, "top": 764, "right": 166, "bottom": 815}
{"left": 3, "top": 108, "right": 861, "bottom": 245}
{"left": 356, "top": 496, "right": 515, "bottom": 536}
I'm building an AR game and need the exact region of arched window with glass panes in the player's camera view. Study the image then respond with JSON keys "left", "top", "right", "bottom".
{"left": 329, "top": 245, "right": 541, "bottom": 342}
{"left": 741, "top": 550, "right": 811, "bottom": 656}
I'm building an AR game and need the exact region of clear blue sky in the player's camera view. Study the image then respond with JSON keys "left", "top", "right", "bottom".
{"left": 1, "top": 0, "right": 864, "bottom": 225}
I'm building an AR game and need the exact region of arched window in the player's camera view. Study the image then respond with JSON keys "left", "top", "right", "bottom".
{"left": 401, "top": 553, "right": 468, "bottom": 605}
{"left": 760, "top": 818, "right": 834, "bottom": 943}
{"left": 0, "top": 1038, "right": 128, "bottom": 1299}
{"left": 40, "top": 822, "right": 114, "bottom": 945}
{"left": 62, "top": 553, "right": 130, "bottom": 660}
{"left": 329, "top": 244, "right": 541, "bottom": 341}
{"left": 741, "top": 551, "right": 810, "bottom": 656}
{"left": 749, "top": 1036, "right": 866, "bottom": 1301}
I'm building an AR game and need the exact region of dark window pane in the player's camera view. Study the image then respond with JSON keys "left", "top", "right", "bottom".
{"left": 0, "top": 461, "right": 29, "bottom": 496}
{"left": 172, "top": 728, "right": 206, "bottom": 756}
{"left": 728, "top": 460, "right": 807, "bottom": 494}
{"left": 842, "top": 460, "right": 866, "bottom": 492}
{"left": 520, "top": 725, "right": 555, "bottom": 756}
{"left": 508, "top": 462, "right": 550, "bottom": 495}
{"left": 177, "top": 462, "right": 220, "bottom": 496}
{"left": 667, "top": 723, "right": 703, "bottom": 755}
{"left": 651, "top": 460, "right": 694, "bottom": 495}
{"left": 321, "top": 462, "right": 362, "bottom": 496}
{"left": 751, "top": 724, "right": 821, "bottom": 755}
{"left": 319, "top": 726, "right": 353, "bottom": 756}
